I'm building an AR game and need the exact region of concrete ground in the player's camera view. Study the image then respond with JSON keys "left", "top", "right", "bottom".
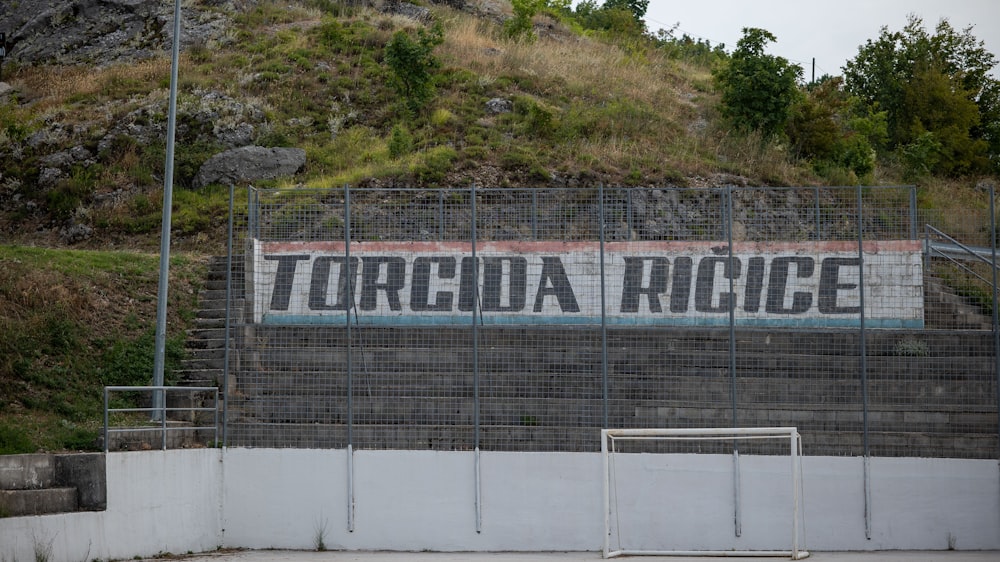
{"left": 147, "top": 550, "right": 1000, "bottom": 561}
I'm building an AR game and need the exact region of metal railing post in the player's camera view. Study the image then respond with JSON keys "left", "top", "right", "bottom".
{"left": 989, "top": 186, "right": 1000, "bottom": 478}
{"left": 857, "top": 185, "right": 872, "bottom": 540}
{"left": 471, "top": 182, "right": 483, "bottom": 533}
{"left": 727, "top": 185, "right": 741, "bottom": 538}
{"left": 599, "top": 184, "right": 609, "bottom": 429}
{"left": 222, "top": 183, "right": 234, "bottom": 447}
{"left": 344, "top": 184, "right": 355, "bottom": 533}
{"left": 103, "top": 388, "right": 110, "bottom": 453}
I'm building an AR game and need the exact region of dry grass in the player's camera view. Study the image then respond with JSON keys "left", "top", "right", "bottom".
{"left": 441, "top": 14, "right": 685, "bottom": 107}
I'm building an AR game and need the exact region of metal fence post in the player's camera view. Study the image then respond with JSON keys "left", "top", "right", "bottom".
{"left": 857, "top": 185, "right": 872, "bottom": 540}
{"left": 344, "top": 184, "right": 355, "bottom": 533}
{"left": 989, "top": 186, "right": 1000, "bottom": 477}
{"left": 471, "top": 182, "right": 483, "bottom": 533}
{"left": 726, "top": 185, "right": 741, "bottom": 539}
{"left": 222, "top": 183, "right": 235, "bottom": 447}
{"left": 599, "top": 184, "right": 609, "bottom": 429}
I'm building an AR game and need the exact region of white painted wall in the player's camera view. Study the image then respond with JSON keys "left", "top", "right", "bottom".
{"left": 221, "top": 449, "right": 1000, "bottom": 553}
{"left": 2, "top": 448, "right": 998, "bottom": 562}
{"left": 0, "top": 449, "right": 222, "bottom": 562}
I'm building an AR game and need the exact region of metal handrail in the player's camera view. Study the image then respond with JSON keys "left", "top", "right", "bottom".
{"left": 103, "top": 386, "right": 219, "bottom": 452}
{"left": 925, "top": 224, "right": 999, "bottom": 287}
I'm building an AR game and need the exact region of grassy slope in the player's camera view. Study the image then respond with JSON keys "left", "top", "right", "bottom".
{"left": 0, "top": 246, "right": 204, "bottom": 453}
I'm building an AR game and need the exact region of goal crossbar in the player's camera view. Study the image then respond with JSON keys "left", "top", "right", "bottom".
{"left": 601, "top": 427, "right": 808, "bottom": 560}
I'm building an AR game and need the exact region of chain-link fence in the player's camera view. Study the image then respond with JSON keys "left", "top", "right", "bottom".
{"left": 219, "top": 185, "right": 999, "bottom": 459}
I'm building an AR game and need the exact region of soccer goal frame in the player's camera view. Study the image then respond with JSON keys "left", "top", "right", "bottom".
{"left": 601, "top": 427, "right": 808, "bottom": 560}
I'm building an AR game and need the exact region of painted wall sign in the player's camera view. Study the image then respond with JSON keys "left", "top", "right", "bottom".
{"left": 249, "top": 239, "right": 924, "bottom": 328}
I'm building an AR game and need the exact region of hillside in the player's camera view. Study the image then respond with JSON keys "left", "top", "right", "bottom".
{"left": 0, "top": 0, "right": 998, "bottom": 452}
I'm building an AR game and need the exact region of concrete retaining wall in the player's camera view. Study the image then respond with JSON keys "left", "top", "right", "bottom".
{"left": 2, "top": 449, "right": 998, "bottom": 561}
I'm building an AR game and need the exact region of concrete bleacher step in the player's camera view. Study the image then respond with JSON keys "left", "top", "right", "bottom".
{"left": 0, "top": 487, "right": 78, "bottom": 517}
{"left": 0, "top": 454, "right": 106, "bottom": 517}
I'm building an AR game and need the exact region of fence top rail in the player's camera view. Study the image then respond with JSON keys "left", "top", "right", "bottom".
{"left": 249, "top": 185, "right": 915, "bottom": 195}
{"left": 104, "top": 386, "right": 218, "bottom": 392}
{"left": 603, "top": 427, "right": 799, "bottom": 438}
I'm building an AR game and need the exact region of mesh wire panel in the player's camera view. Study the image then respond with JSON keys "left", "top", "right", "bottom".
{"left": 222, "top": 185, "right": 999, "bottom": 459}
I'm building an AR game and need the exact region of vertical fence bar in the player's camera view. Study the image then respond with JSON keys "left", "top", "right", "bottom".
{"left": 990, "top": 187, "right": 1000, "bottom": 477}
{"left": 439, "top": 190, "right": 445, "bottom": 240}
{"left": 103, "top": 388, "right": 109, "bottom": 453}
{"left": 857, "top": 185, "right": 871, "bottom": 540}
{"left": 909, "top": 186, "right": 918, "bottom": 241}
{"left": 222, "top": 183, "right": 234, "bottom": 447}
{"left": 531, "top": 189, "right": 538, "bottom": 240}
{"left": 471, "top": 183, "right": 482, "bottom": 533}
{"left": 344, "top": 184, "right": 355, "bottom": 533}
{"left": 626, "top": 187, "right": 633, "bottom": 240}
{"left": 726, "top": 185, "right": 741, "bottom": 538}
{"left": 601, "top": 430, "right": 611, "bottom": 558}
{"left": 791, "top": 430, "right": 801, "bottom": 559}
{"left": 599, "top": 185, "right": 609, "bottom": 429}
{"left": 814, "top": 186, "right": 821, "bottom": 241}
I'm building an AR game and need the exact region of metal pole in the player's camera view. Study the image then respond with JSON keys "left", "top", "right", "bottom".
{"left": 599, "top": 184, "right": 609, "bottom": 429}
{"left": 103, "top": 388, "right": 109, "bottom": 453}
{"left": 909, "top": 186, "right": 918, "bottom": 241}
{"left": 345, "top": 184, "right": 355, "bottom": 533}
{"left": 222, "top": 184, "right": 235, "bottom": 447}
{"left": 152, "top": 0, "right": 183, "bottom": 420}
{"left": 857, "top": 185, "right": 872, "bottom": 540}
{"left": 531, "top": 189, "right": 538, "bottom": 240}
{"left": 471, "top": 182, "right": 482, "bottom": 533}
{"left": 601, "top": 429, "right": 611, "bottom": 558}
{"left": 438, "top": 190, "right": 444, "bottom": 241}
{"left": 989, "top": 187, "right": 1000, "bottom": 481}
{"left": 626, "top": 187, "right": 633, "bottom": 240}
{"left": 727, "top": 186, "right": 741, "bottom": 538}
{"left": 791, "top": 430, "right": 802, "bottom": 558}
{"left": 814, "top": 186, "right": 821, "bottom": 241}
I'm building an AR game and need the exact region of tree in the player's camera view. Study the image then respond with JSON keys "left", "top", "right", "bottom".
{"left": 602, "top": 0, "right": 648, "bottom": 25}
{"left": 384, "top": 23, "right": 444, "bottom": 112}
{"left": 843, "top": 15, "right": 998, "bottom": 175}
{"left": 713, "top": 28, "right": 803, "bottom": 138}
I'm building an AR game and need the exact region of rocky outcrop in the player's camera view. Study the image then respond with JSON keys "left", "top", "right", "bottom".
{"left": 0, "top": 0, "right": 232, "bottom": 66}
{"left": 193, "top": 146, "right": 307, "bottom": 189}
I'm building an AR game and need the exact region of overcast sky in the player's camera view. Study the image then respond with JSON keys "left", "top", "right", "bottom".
{"left": 634, "top": 0, "right": 1000, "bottom": 79}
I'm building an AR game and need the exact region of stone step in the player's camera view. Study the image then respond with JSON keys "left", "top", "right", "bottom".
{"left": 195, "top": 317, "right": 226, "bottom": 329}
{"left": 186, "top": 327, "right": 227, "bottom": 340}
{"left": 199, "top": 289, "right": 228, "bottom": 302}
{"left": 196, "top": 308, "right": 227, "bottom": 320}
{"left": 204, "top": 278, "right": 228, "bottom": 291}
{"left": 0, "top": 487, "right": 78, "bottom": 517}
{"left": 185, "top": 336, "right": 228, "bottom": 350}
{"left": 233, "top": 346, "right": 995, "bottom": 378}
{"left": 180, "top": 356, "right": 226, "bottom": 371}
{"left": 233, "top": 326, "right": 997, "bottom": 357}
{"left": 184, "top": 347, "right": 226, "bottom": 361}
{"left": 0, "top": 454, "right": 55, "bottom": 490}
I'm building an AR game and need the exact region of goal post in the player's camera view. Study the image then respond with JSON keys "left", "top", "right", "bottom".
{"left": 601, "top": 427, "right": 808, "bottom": 560}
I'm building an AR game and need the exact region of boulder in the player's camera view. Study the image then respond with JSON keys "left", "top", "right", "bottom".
{"left": 193, "top": 146, "right": 306, "bottom": 188}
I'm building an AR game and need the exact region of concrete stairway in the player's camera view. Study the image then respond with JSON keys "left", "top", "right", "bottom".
{"left": 223, "top": 325, "right": 998, "bottom": 458}
{"left": 0, "top": 454, "right": 105, "bottom": 517}
{"left": 176, "top": 255, "right": 229, "bottom": 391}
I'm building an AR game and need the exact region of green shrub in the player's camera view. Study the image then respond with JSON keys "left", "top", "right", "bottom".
{"left": 384, "top": 23, "right": 444, "bottom": 112}
{"left": 0, "top": 424, "right": 35, "bottom": 455}
{"left": 388, "top": 124, "right": 414, "bottom": 158}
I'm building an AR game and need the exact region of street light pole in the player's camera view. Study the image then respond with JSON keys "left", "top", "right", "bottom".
{"left": 152, "top": 0, "right": 183, "bottom": 420}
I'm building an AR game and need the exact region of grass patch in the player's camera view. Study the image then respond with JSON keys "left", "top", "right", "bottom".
{"left": 0, "top": 245, "right": 204, "bottom": 452}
